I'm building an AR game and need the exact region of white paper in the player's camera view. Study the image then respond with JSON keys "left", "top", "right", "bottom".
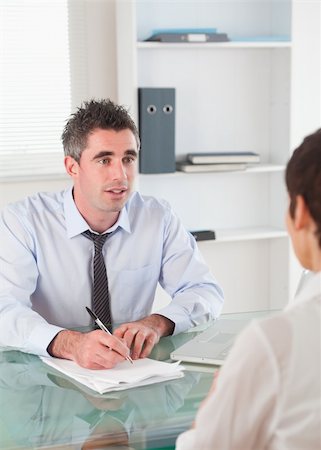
{"left": 40, "top": 357, "right": 184, "bottom": 394}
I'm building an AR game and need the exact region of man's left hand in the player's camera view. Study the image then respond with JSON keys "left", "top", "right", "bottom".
{"left": 113, "top": 314, "right": 174, "bottom": 360}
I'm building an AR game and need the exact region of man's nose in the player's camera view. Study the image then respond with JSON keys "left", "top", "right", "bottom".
{"left": 111, "top": 160, "right": 127, "bottom": 180}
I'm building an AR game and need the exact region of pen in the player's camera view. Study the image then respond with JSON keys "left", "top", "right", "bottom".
{"left": 85, "top": 306, "right": 133, "bottom": 364}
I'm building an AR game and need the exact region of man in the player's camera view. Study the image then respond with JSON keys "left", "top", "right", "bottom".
{"left": 0, "top": 99, "right": 223, "bottom": 369}
{"left": 176, "top": 129, "right": 321, "bottom": 450}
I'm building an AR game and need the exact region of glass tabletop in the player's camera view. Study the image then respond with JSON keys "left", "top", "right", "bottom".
{"left": 0, "top": 339, "right": 214, "bottom": 449}
{"left": 0, "top": 311, "right": 275, "bottom": 449}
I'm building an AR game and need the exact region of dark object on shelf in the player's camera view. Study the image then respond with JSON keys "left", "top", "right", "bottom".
{"left": 138, "top": 87, "right": 176, "bottom": 174}
{"left": 145, "top": 31, "right": 229, "bottom": 43}
{"left": 187, "top": 151, "right": 260, "bottom": 164}
{"left": 190, "top": 230, "right": 216, "bottom": 241}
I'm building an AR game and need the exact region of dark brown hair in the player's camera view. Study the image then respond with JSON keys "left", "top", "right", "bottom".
{"left": 285, "top": 128, "right": 321, "bottom": 247}
{"left": 61, "top": 99, "right": 140, "bottom": 162}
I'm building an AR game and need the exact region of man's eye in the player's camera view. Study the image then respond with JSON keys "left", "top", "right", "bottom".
{"left": 124, "top": 156, "right": 135, "bottom": 164}
{"left": 98, "top": 159, "right": 110, "bottom": 165}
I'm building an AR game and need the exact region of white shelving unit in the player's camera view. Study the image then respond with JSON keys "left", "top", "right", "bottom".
{"left": 137, "top": 41, "right": 291, "bottom": 49}
{"left": 116, "top": 0, "right": 321, "bottom": 313}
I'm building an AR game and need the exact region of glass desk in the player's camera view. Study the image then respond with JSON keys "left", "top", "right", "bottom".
{"left": 0, "top": 311, "right": 274, "bottom": 450}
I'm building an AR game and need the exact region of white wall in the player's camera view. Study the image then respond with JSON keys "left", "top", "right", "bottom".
{"left": 81, "top": 0, "right": 118, "bottom": 103}
{"left": 0, "top": 177, "right": 71, "bottom": 209}
{"left": 0, "top": 0, "right": 118, "bottom": 206}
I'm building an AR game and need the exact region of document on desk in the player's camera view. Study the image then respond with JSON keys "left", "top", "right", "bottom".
{"left": 40, "top": 357, "right": 184, "bottom": 394}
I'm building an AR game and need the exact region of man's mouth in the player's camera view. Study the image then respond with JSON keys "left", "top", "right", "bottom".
{"left": 105, "top": 186, "right": 128, "bottom": 195}
{"left": 109, "top": 189, "right": 125, "bottom": 194}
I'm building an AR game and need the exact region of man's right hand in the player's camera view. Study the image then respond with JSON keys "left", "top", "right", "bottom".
{"left": 47, "top": 329, "right": 131, "bottom": 369}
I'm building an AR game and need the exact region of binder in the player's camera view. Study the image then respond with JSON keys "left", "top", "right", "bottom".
{"left": 138, "top": 88, "right": 176, "bottom": 174}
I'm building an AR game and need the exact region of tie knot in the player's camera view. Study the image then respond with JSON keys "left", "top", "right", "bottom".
{"left": 82, "top": 230, "right": 109, "bottom": 252}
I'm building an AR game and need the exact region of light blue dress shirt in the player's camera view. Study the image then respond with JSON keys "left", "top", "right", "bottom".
{"left": 0, "top": 188, "right": 223, "bottom": 356}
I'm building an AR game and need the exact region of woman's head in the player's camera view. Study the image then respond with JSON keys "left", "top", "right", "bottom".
{"left": 286, "top": 128, "right": 321, "bottom": 250}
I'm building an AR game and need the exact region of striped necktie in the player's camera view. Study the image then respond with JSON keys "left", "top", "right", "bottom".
{"left": 82, "top": 230, "right": 112, "bottom": 329}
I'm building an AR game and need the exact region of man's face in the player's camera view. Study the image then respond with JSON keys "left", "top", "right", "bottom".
{"left": 65, "top": 127, "right": 138, "bottom": 229}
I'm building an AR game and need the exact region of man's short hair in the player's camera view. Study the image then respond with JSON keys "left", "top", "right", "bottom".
{"left": 61, "top": 99, "right": 140, "bottom": 162}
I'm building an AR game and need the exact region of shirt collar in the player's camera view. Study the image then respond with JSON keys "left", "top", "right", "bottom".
{"left": 287, "top": 270, "right": 321, "bottom": 310}
{"left": 63, "top": 187, "right": 132, "bottom": 238}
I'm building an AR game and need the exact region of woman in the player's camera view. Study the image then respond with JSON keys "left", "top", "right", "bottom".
{"left": 176, "top": 129, "right": 321, "bottom": 450}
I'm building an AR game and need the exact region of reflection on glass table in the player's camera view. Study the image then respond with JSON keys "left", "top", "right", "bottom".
{"left": 0, "top": 339, "right": 212, "bottom": 449}
{"left": 0, "top": 311, "right": 273, "bottom": 449}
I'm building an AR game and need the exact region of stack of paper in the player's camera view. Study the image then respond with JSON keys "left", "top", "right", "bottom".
{"left": 40, "top": 357, "right": 184, "bottom": 394}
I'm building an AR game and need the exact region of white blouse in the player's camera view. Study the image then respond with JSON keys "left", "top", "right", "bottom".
{"left": 176, "top": 272, "right": 321, "bottom": 450}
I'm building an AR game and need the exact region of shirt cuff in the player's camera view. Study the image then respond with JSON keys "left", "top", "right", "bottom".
{"left": 27, "top": 323, "right": 65, "bottom": 356}
{"left": 155, "top": 303, "right": 196, "bottom": 335}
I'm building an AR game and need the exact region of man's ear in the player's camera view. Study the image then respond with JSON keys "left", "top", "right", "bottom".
{"left": 64, "top": 155, "right": 79, "bottom": 178}
{"left": 294, "top": 195, "right": 311, "bottom": 230}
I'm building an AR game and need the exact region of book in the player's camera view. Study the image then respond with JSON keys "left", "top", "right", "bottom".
{"left": 41, "top": 357, "right": 184, "bottom": 394}
{"left": 176, "top": 161, "right": 247, "bottom": 173}
{"left": 150, "top": 28, "right": 217, "bottom": 35}
{"left": 187, "top": 152, "right": 260, "bottom": 164}
{"left": 145, "top": 30, "right": 229, "bottom": 43}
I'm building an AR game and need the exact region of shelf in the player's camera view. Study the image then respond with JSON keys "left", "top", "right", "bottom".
{"left": 137, "top": 41, "right": 292, "bottom": 50}
{"left": 116, "top": 0, "right": 321, "bottom": 313}
{"left": 139, "top": 164, "right": 285, "bottom": 178}
{"left": 245, "top": 164, "right": 285, "bottom": 173}
{"left": 198, "top": 227, "right": 288, "bottom": 243}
